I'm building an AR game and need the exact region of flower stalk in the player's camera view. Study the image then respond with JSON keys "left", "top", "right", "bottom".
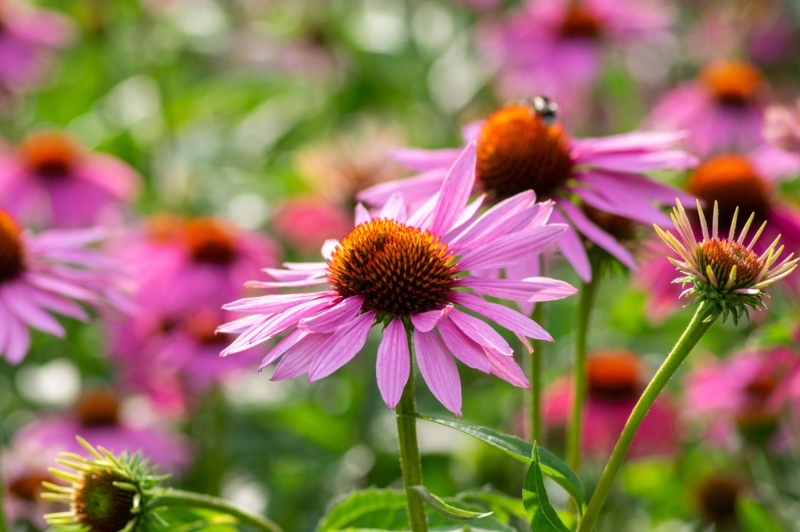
{"left": 529, "top": 302, "right": 544, "bottom": 444}
{"left": 578, "top": 303, "right": 719, "bottom": 531}
{"left": 567, "top": 277, "right": 598, "bottom": 473}
{"left": 395, "top": 323, "right": 429, "bottom": 532}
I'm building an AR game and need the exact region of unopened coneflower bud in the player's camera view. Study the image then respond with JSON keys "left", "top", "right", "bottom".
{"left": 654, "top": 199, "right": 799, "bottom": 324}
{"left": 42, "top": 437, "right": 165, "bottom": 532}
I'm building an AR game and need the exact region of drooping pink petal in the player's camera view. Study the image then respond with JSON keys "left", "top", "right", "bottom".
{"left": 272, "top": 333, "right": 332, "bottom": 380}
{"left": 376, "top": 318, "right": 410, "bottom": 409}
{"left": 258, "top": 328, "right": 309, "bottom": 368}
{"left": 451, "top": 292, "right": 553, "bottom": 342}
{"left": 571, "top": 131, "right": 690, "bottom": 159}
{"left": 558, "top": 200, "right": 637, "bottom": 271}
{"left": 485, "top": 348, "right": 530, "bottom": 388}
{"left": 357, "top": 169, "right": 448, "bottom": 207}
{"left": 414, "top": 329, "right": 462, "bottom": 416}
{"left": 457, "top": 276, "right": 577, "bottom": 302}
{"left": 410, "top": 305, "right": 453, "bottom": 332}
{"left": 437, "top": 318, "right": 491, "bottom": 372}
{"left": 223, "top": 291, "right": 332, "bottom": 314}
{"left": 449, "top": 190, "right": 538, "bottom": 249}
{"left": 458, "top": 224, "right": 567, "bottom": 270}
{"left": 307, "top": 311, "right": 376, "bottom": 382}
{"left": 389, "top": 147, "right": 462, "bottom": 171}
{"left": 298, "top": 296, "right": 365, "bottom": 333}
{"left": 448, "top": 309, "right": 513, "bottom": 356}
{"left": 551, "top": 209, "right": 591, "bottom": 282}
{"left": 1, "top": 284, "right": 65, "bottom": 337}
{"left": 429, "top": 142, "right": 477, "bottom": 235}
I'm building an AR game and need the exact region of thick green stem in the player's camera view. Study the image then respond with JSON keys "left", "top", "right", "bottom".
{"left": 567, "top": 279, "right": 598, "bottom": 473}
{"left": 578, "top": 304, "right": 718, "bottom": 532}
{"left": 529, "top": 303, "right": 544, "bottom": 444}
{"left": 151, "top": 488, "right": 283, "bottom": 532}
{"left": 395, "top": 325, "right": 429, "bottom": 532}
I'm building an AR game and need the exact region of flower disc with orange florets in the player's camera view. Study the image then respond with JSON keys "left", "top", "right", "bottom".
{"left": 220, "top": 143, "right": 578, "bottom": 416}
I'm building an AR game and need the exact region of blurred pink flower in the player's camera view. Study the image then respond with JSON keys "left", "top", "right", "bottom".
{"left": 120, "top": 215, "right": 280, "bottom": 317}
{"left": 0, "top": 131, "right": 140, "bottom": 228}
{"left": 479, "top": 0, "right": 673, "bottom": 120}
{"left": 220, "top": 143, "right": 577, "bottom": 416}
{"left": 359, "top": 104, "right": 696, "bottom": 282}
{"left": 637, "top": 147, "right": 800, "bottom": 321}
{"left": 11, "top": 389, "right": 191, "bottom": 475}
{"left": 1, "top": 445, "right": 56, "bottom": 528}
{"left": 272, "top": 197, "right": 354, "bottom": 255}
{"left": 764, "top": 100, "right": 800, "bottom": 153}
{"left": 649, "top": 60, "right": 768, "bottom": 156}
{"left": 0, "top": 3, "right": 72, "bottom": 90}
{"left": 543, "top": 350, "right": 679, "bottom": 459}
{"left": 684, "top": 347, "right": 800, "bottom": 448}
{"left": 0, "top": 209, "right": 130, "bottom": 363}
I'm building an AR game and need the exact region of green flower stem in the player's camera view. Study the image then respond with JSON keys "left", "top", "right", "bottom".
{"left": 567, "top": 278, "right": 599, "bottom": 473}
{"left": 151, "top": 488, "right": 283, "bottom": 532}
{"left": 529, "top": 302, "right": 544, "bottom": 444}
{"left": 578, "top": 303, "right": 719, "bottom": 532}
{"left": 395, "top": 325, "right": 429, "bottom": 532}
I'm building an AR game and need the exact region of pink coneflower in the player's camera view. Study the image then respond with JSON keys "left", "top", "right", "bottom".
{"left": 764, "top": 100, "right": 800, "bottom": 153}
{"left": 272, "top": 197, "right": 354, "bottom": 256}
{"left": 220, "top": 143, "right": 577, "bottom": 416}
{"left": 649, "top": 60, "right": 768, "bottom": 156}
{"left": 638, "top": 148, "right": 800, "bottom": 321}
{"left": 0, "top": 208, "right": 128, "bottom": 364}
{"left": 359, "top": 103, "right": 696, "bottom": 282}
{"left": 0, "top": 131, "right": 140, "bottom": 228}
{"left": 479, "top": 0, "right": 673, "bottom": 117}
{"left": 543, "top": 350, "right": 678, "bottom": 459}
{"left": 2, "top": 446, "right": 56, "bottom": 528}
{"left": 124, "top": 215, "right": 280, "bottom": 317}
{"left": 0, "top": 3, "right": 72, "bottom": 90}
{"left": 12, "top": 389, "right": 190, "bottom": 475}
{"left": 685, "top": 347, "right": 800, "bottom": 448}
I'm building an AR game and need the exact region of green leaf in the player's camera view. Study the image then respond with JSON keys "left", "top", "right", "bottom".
{"left": 317, "top": 488, "right": 515, "bottom": 532}
{"left": 522, "top": 443, "right": 570, "bottom": 532}
{"left": 411, "top": 485, "right": 493, "bottom": 520}
{"left": 416, "top": 415, "right": 585, "bottom": 509}
{"left": 458, "top": 490, "right": 526, "bottom": 521}
{"left": 737, "top": 498, "right": 783, "bottom": 532}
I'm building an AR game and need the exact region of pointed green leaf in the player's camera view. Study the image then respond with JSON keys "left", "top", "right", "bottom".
{"left": 737, "top": 498, "right": 783, "bottom": 532}
{"left": 523, "top": 443, "right": 570, "bottom": 532}
{"left": 416, "top": 415, "right": 585, "bottom": 509}
{"left": 411, "top": 485, "right": 493, "bottom": 520}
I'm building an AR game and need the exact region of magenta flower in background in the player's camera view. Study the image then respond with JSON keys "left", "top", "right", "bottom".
{"left": 543, "top": 350, "right": 678, "bottom": 459}
{"left": 11, "top": 388, "right": 191, "bottom": 475}
{"left": 359, "top": 103, "right": 696, "bottom": 282}
{"left": 0, "top": 3, "right": 72, "bottom": 90}
{"left": 1, "top": 445, "right": 56, "bottom": 528}
{"left": 272, "top": 197, "right": 354, "bottom": 255}
{"left": 0, "top": 131, "right": 140, "bottom": 228}
{"left": 119, "top": 215, "right": 280, "bottom": 318}
{"left": 637, "top": 147, "right": 800, "bottom": 321}
{"left": 649, "top": 60, "right": 768, "bottom": 156}
{"left": 479, "top": 0, "right": 673, "bottom": 121}
{"left": 0, "top": 208, "right": 129, "bottom": 364}
{"left": 220, "top": 143, "right": 577, "bottom": 416}
{"left": 685, "top": 347, "right": 800, "bottom": 448}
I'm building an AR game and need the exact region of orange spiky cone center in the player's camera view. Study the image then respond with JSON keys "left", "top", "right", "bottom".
{"left": 327, "top": 218, "right": 458, "bottom": 315}
{"left": 700, "top": 60, "right": 764, "bottom": 106}
{"left": 184, "top": 218, "right": 237, "bottom": 264}
{"left": 586, "top": 350, "right": 642, "bottom": 400}
{"left": 0, "top": 209, "right": 25, "bottom": 283}
{"left": 19, "top": 131, "right": 81, "bottom": 177}
{"left": 476, "top": 105, "right": 574, "bottom": 201}
{"left": 558, "top": 4, "right": 603, "bottom": 38}
{"left": 76, "top": 389, "right": 120, "bottom": 428}
{"left": 695, "top": 239, "right": 762, "bottom": 290}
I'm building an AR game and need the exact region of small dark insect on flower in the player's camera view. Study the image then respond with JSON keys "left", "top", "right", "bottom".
{"left": 527, "top": 96, "right": 558, "bottom": 126}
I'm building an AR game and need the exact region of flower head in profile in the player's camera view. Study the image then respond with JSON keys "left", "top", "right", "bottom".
{"left": 0, "top": 131, "right": 140, "bottom": 228}
{"left": 220, "top": 143, "right": 577, "bottom": 416}
{"left": 359, "top": 101, "right": 696, "bottom": 282}
{"left": 655, "top": 199, "right": 798, "bottom": 323}
{"left": 42, "top": 437, "right": 165, "bottom": 532}
{"left": 0, "top": 208, "right": 130, "bottom": 363}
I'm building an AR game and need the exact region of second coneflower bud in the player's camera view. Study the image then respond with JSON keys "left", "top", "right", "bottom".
{"left": 655, "top": 199, "right": 798, "bottom": 324}
{"left": 42, "top": 437, "right": 164, "bottom": 532}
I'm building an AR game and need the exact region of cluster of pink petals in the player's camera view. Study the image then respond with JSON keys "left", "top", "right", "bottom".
{"left": 359, "top": 127, "right": 696, "bottom": 282}
{"left": 0, "top": 134, "right": 140, "bottom": 228}
{"left": 220, "top": 143, "right": 577, "bottom": 416}
{"left": 479, "top": 0, "right": 673, "bottom": 119}
{"left": 0, "top": 225, "right": 131, "bottom": 364}
{"left": 0, "top": 4, "right": 72, "bottom": 90}
{"left": 638, "top": 146, "right": 800, "bottom": 321}
{"left": 684, "top": 347, "right": 800, "bottom": 448}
